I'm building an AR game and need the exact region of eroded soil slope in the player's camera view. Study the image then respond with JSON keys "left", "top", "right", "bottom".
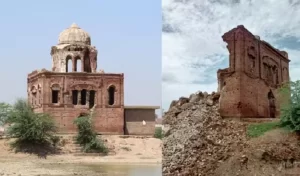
{"left": 162, "top": 91, "right": 300, "bottom": 176}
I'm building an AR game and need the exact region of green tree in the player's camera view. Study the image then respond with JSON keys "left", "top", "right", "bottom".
{"left": 73, "top": 110, "right": 108, "bottom": 154}
{"left": 6, "top": 99, "right": 58, "bottom": 156}
{"left": 0, "top": 102, "right": 12, "bottom": 126}
{"left": 279, "top": 80, "right": 300, "bottom": 132}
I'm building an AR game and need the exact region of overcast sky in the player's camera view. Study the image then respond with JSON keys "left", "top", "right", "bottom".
{"left": 162, "top": 0, "right": 300, "bottom": 111}
{"left": 0, "top": 0, "right": 161, "bottom": 113}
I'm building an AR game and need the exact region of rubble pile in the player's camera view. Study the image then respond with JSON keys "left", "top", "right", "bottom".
{"left": 162, "top": 91, "right": 248, "bottom": 176}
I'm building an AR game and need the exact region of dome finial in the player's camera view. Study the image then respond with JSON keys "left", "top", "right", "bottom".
{"left": 70, "top": 23, "right": 79, "bottom": 28}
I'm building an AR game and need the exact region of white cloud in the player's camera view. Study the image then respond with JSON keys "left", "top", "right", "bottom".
{"left": 162, "top": 0, "right": 300, "bottom": 110}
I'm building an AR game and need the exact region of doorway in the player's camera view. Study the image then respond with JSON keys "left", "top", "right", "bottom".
{"left": 268, "top": 90, "right": 276, "bottom": 118}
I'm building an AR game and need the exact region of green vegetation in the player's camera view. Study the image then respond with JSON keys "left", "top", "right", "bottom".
{"left": 3, "top": 99, "right": 59, "bottom": 156}
{"left": 0, "top": 102, "right": 12, "bottom": 126}
{"left": 279, "top": 80, "right": 300, "bottom": 132}
{"left": 247, "top": 121, "right": 280, "bottom": 138}
{"left": 73, "top": 111, "right": 108, "bottom": 154}
{"left": 154, "top": 127, "right": 164, "bottom": 139}
{"left": 247, "top": 80, "right": 300, "bottom": 138}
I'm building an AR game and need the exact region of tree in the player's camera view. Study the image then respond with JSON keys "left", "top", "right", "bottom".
{"left": 6, "top": 99, "right": 58, "bottom": 156}
{"left": 279, "top": 80, "right": 300, "bottom": 132}
{"left": 73, "top": 108, "right": 108, "bottom": 154}
{"left": 0, "top": 102, "right": 12, "bottom": 126}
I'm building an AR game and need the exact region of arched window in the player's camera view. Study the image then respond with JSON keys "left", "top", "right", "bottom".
{"left": 72, "top": 90, "right": 78, "bottom": 105}
{"left": 89, "top": 90, "right": 96, "bottom": 108}
{"left": 75, "top": 56, "right": 82, "bottom": 72}
{"left": 268, "top": 90, "right": 276, "bottom": 118}
{"left": 51, "top": 84, "right": 60, "bottom": 104}
{"left": 108, "top": 86, "right": 115, "bottom": 105}
{"left": 81, "top": 89, "right": 87, "bottom": 105}
{"left": 66, "top": 55, "right": 72, "bottom": 72}
{"left": 84, "top": 56, "right": 91, "bottom": 72}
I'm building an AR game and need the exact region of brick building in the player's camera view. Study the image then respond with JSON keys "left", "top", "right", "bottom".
{"left": 217, "top": 25, "right": 290, "bottom": 119}
{"left": 27, "top": 23, "right": 159, "bottom": 135}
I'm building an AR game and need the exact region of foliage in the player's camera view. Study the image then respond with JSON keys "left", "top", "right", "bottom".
{"left": 279, "top": 80, "right": 300, "bottom": 132}
{"left": 5, "top": 99, "right": 58, "bottom": 156}
{"left": 0, "top": 102, "right": 12, "bottom": 126}
{"left": 154, "top": 127, "right": 164, "bottom": 139}
{"left": 73, "top": 112, "right": 108, "bottom": 154}
{"left": 247, "top": 121, "right": 280, "bottom": 138}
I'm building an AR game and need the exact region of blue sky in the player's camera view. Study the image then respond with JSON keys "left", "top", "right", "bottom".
{"left": 0, "top": 1, "right": 161, "bottom": 114}
{"left": 162, "top": 0, "right": 300, "bottom": 111}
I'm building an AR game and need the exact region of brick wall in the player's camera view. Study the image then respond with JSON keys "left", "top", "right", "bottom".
{"left": 124, "top": 107, "right": 158, "bottom": 135}
{"left": 218, "top": 25, "right": 290, "bottom": 119}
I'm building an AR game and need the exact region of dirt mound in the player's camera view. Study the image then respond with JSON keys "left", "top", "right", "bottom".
{"left": 162, "top": 91, "right": 248, "bottom": 176}
{"left": 162, "top": 91, "right": 300, "bottom": 176}
{"left": 215, "top": 129, "right": 300, "bottom": 176}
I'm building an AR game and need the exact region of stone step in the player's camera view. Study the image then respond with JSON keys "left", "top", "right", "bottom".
{"left": 73, "top": 153, "right": 106, "bottom": 157}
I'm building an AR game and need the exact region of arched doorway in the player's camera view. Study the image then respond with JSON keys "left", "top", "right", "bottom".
{"left": 268, "top": 90, "right": 276, "bottom": 118}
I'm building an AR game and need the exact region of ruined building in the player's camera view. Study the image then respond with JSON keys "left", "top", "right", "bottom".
{"left": 27, "top": 23, "right": 159, "bottom": 135}
{"left": 217, "top": 25, "right": 290, "bottom": 119}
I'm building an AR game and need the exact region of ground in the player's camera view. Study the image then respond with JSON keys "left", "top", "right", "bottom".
{"left": 162, "top": 91, "right": 300, "bottom": 176}
{"left": 215, "top": 128, "right": 300, "bottom": 176}
{"left": 0, "top": 135, "right": 162, "bottom": 176}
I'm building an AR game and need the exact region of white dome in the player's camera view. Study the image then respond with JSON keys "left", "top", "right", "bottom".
{"left": 58, "top": 23, "right": 91, "bottom": 45}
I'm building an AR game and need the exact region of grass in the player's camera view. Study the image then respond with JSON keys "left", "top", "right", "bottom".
{"left": 247, "top": 121, "right": 280, "bottom": 138}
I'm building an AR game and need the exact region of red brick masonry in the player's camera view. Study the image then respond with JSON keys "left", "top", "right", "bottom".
{"left": 218, "top": 25, "right": 290, "bottom": 119}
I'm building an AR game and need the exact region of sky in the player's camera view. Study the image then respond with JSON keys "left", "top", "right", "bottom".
{"left": 0, "top": 1, "right": 162, "bottom": 114}
{"left": 162, "top": 0, "right": 300, "bottom": 111}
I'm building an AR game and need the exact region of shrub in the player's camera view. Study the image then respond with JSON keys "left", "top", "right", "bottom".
{"left": 73, "top": 113, "right": 108, "bottom": 154}
{"left": 279, "top": 81, "right": 300, "bottom": 132}
{"left": 5, "top": 99, "right": 58, "bottom": 156}
{"left": 154, "top": 127, "right": 164, "bottom": 139}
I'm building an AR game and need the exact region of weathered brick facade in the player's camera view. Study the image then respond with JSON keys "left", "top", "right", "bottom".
{"left": 27, "top": 23, "right": 159, "bottom": 135}
{"left": 218, "top": 25, "right": 290, "bottom": 119}
{"left": 27, "top": 23, "right": 125, "bottom": 134}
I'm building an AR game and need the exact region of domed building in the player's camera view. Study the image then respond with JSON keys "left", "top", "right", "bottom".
{"left": 27, "top": 23, "right": 159, "bottom": 135}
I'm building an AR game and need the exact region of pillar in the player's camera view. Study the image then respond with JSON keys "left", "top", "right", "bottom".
{"left": 81, "top": 59, "right": 84, "bottom": 72}
{"left": 86, "top": 90, "right": 90, "bottom": 107}
{"left": 72, "top": 57, "right": 76, "bottom": 72}
{"left": 77, "top": 90, "right": 81, "bottom": 105}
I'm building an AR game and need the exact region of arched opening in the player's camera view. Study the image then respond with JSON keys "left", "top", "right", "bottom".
{"left": 89, "top": 90, "right": 96, "bottom": 109}
{"left": 51, "top": 84, "right": 60, "bottom": 104}
{"left": 268, "top": 90, "right": 276, "bottom": 118}
{"left": 108, "top": 86, "right": 115, "bottom": 105}
{"left": 75, "top": 56, "right": 82, "bottom": 72}
{"left": 84, "top": 56, "right": 91, "bottom": 72}
{"left": 66, "top": 55, "right": 72, "bottom": 72}
{"left": 72, "top": 90, "right": 78, "bottom": 105}
{"left": 81, "top": 89, "right": 87, "bottom": 105}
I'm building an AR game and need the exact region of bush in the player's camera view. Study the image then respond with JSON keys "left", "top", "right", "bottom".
{"left": 279, "top": 81, "right": 300, "bottom": 132}
{"left": 73, "top": 114, "right": 108, "bottom": 154}
{"left": 5, "top": 99, "right": 58, "bottom": 156}
{"left": 154, "top": 127, "right": 164, "bottom": 139}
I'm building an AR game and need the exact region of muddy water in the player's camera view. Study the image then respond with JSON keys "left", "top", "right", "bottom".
{"left": 42, "top": 163, "right": 162, "bottom": 176}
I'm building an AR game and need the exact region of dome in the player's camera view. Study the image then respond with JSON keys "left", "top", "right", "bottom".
{"left": 58, "top": 23, "right": 91, "bottom": 45}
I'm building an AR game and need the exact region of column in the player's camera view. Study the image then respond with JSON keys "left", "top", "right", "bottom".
{"left": 81, "top": 59, "right": 84, "bottom": 72}
{"left": 77, "top": 90, "right": 81, "bottom": 105}
{"left": 72, "top": 57, "right": 76, "bottom": 72}
{"left": 86, "top": 90, "right": 90, "bottom": 107}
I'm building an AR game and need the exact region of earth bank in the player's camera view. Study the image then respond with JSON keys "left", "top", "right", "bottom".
{"left": 162, "top": 91, "right": 300, "bottom": 176}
